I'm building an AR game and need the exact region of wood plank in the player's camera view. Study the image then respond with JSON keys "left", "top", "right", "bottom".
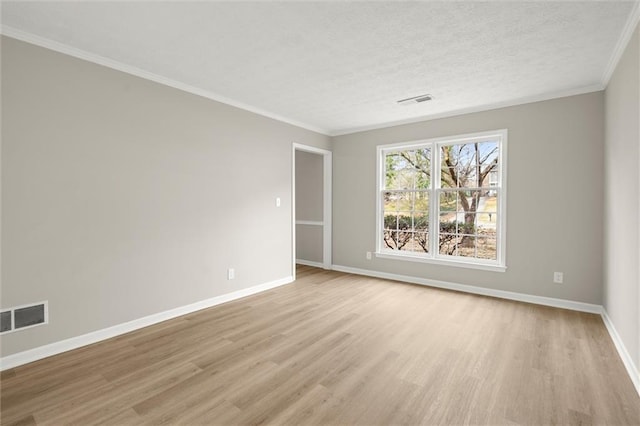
{"left": 1, "top": 266, "right": 638, "bottom": 425}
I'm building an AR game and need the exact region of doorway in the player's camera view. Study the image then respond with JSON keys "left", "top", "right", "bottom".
{"left": 292, "top": 144, "right": 332, "bottom": 279}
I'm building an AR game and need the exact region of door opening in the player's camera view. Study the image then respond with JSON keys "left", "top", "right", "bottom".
{"left": 292, "top": 144, "right": 332, "bottom": 279}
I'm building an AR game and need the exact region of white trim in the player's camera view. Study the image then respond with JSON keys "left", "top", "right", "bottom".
{"left": 601, "top": 309, "right": 640, "bottom": 396}
{"left": 323, "top": 151, "right": 333, "bottom": 269}
{"left": 374, "top": 252, "right": 506, "bottom": 272}
{"left": 601, "top": 1, "right": 640, "bottom": 86}
{"left": 296, "top": 259, "right": 325, "bottom": 268}
{"left": 331, "top": 85, "right": 604, "bottom": 137}
{"left": 0, "top": 276, "right": 293, "bottom": 371}
{"left": 292, "top": 144, "right": 332, "bottom": 156}
{"left": 296, "top": 220, "right": 324, "bottom": 226}
{"left": 0, "top": 26, "right": 610, "bottom": 139}
{"left": 292, "top": 144, "right": 332, "bottom": 271}
{"left": 292, "top": 145, "right": 297, "bottom": 280}
{"left": 0, "top": 26, "right": 329, "bottom": 136}
{"left": 330, "top": 263, "right": 638, "bottom": 394}
{"left": 331, "top": 264, "right": 602, "bottom": 314}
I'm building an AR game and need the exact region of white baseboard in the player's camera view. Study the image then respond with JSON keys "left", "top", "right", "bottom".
{"left": 296, "top": 259, "right": 325, "bottom": 268}
{"left": 331, "top": 264, "right": 602, "bottom": 314}
{"left": 601, "top": 309, "right": 640, "bottom": 396}
{"left": 0, "top": 275, "right": 293, "bottom": 371}
{"left": 5, "top": 263, "right": 638, "bottom": 399}
{"left": 331, "top": 264, "right": 640, "bottom": 396}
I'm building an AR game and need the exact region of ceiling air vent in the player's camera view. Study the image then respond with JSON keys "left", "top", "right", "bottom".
{"left": 397, "top": 94, "right": 433, "bottom": 106}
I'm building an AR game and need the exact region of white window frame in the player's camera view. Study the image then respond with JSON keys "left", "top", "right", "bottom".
{"left": 376, "top": 129, "right": 507, "bottom": 272}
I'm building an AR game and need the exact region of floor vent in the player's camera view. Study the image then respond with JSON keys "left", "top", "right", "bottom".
{"left": 0, "top": 302, "right": 48, "bottom": 334}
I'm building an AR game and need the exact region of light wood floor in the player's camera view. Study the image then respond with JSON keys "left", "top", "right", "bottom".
{"left": 1, "top": 265, "right": 639, "bottom": 425}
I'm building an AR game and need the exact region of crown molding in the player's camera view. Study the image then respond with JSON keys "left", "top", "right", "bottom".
{"left": 331, "top": 84, "right": 605, "bottom": 137}
{"left": 601, "top": 0, "right": 640, "bottom": 86}
{"left": 0, "top": 25, "right": 330, "bottom": 136}
{"left": 0, "top": 15, "right": 627, "bottom": 139}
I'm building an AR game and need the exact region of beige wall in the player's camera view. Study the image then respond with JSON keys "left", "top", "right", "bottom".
{"left": 604, "top": 24, "right": 640, "bottom": 371}
{"left": 2, "top": 27, "right": 634, "bottom": 371}
{"left": 296, "top": 225, "right": 323, "bottom": 264}
{"left": 295, "top": 150, "right": 324, "bottom": 263}
{"left": 332, "top": 92, "right": 604, "bottom": 304}
{"left": 0, "top": 37, "right": 331, "bottom": 357}
{"left": 295, "top": 151, "right": 323, "bottom": 222}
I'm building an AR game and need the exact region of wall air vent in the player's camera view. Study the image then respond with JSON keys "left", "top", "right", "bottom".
{"left": 0, "top": 302, "right": 48, "bottom": 334}
{"left": 397, "top": 94, "right": 433, "bottom": 106}
{"left": 0, "top": 311, "right": 11, "bottom": 332}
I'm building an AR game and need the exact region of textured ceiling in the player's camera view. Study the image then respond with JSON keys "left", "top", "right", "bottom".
{"left": 1, "top": 1, "right": 637, "bottom": 135}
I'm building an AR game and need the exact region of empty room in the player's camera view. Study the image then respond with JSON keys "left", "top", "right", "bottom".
{"left": 1, "top": 1, "right": 639, "bottom": 425}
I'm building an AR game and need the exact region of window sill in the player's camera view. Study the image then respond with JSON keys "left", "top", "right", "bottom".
{"left": 375, "top": 252, "right": 507, "bottom": 272}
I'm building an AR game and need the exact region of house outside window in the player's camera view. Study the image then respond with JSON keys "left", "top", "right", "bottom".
{"left": 376, "top": 129, "right": 507, "bottom": 271}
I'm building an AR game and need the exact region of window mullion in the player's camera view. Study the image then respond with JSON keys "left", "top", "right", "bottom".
{"left": 430, "top": 143, "right": 438, "bottom": 257}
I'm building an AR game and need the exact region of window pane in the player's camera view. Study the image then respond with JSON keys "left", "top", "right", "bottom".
{"left": 458, "top": 213, "right": 476, "bottom": 236}
{"left": 385, "top": 153, "right": 407, "bottom": 190}
{"left": 441, "top": 142, "right": 499, "bottom": 189}
{"left": 439, "top": 233, "right": 458, "bottom": 256}
{"left": 459, "top": 190, "right": 482, "bottom": 212}
{"left": 395, "top": 231, "right": 412, "bottom": 250}
{"left": 402, "top": 232, "right": 427, "bottom": 253}
{"left": 405, "top": 232, "right": 422, "bottom": 253}
{"left": 383, "top": 213, "right": 397, "bottom": 230}
{"left": 397, "top": 213, "right": 412, "bottom": 231}
{"left": 477, "top": 193, "right": 497, "bottom": 214}
{"left": 477, "top": 237, "right": 497, "bottom": 260}
{"left": 478, "top": 227, "right": 497, "bottom": 239}
{"left": 385, "top": 149, "right": 431, "bottom": 190}
{"left": 457, "top": 236, "right": 477, "bottom": 258}
{"left": 439, "top": 212, "right": 459, "bottom": 235}
{"left": 478, "top": 141, "right": 499, "bottom": 189}
{"left": 383, "top": 230, "right": 397, "bottom": 250}
{"left": 384, "top": 191, "right": 416, "bottom": 212}
{"left": 414, "top": 214, "right": 429, "bottom": 231}
{"left": 439, "top": 191, "right": 458, "bottom": 213}
{"left": 403, "top": 148, "right": 431, "bottom": 184}
{"left": 396, "top": 168, "right": 416, "bottom": 190}
{"left": 382, "top": 191, "right": 396, "bottom": 211}
{"left": 414, "top": 232, "right": 429, "bottom": 253}
{"left": 477, "top": 212, "right": 497, "bottom": 234}
{"left": 396, "top": 192, "right": 413, "bottom": 211}
{"left": 477, "top": 193, "right": 497, "bottom": 237}
{"left": 414, "top": 191, "right": 429, "bottom": 211}
{"left": 383, "top": 229, "right": 412, "bottom": 250}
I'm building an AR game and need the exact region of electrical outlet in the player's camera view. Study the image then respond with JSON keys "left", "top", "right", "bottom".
{"left": 553, "top": 272, "right": 563, "bottom": 284}
{"left": 366, "top": 251, "right": 372, "bottom": 260}
{"left": 228, "top": 268, "right": 235, "bottom": 280}
{"left": 276, "top": 197, "right": 281, "bottom": 207}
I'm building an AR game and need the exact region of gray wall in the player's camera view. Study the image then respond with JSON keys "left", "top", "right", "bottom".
{"left": 604, "top": 24, "right": 639, "bottom": 372}
{"left": 0, "top": 37, "right": 330, "bottom": 357}
{"left": 295, "top": 225, "right": 323, "bottom": 264}
{"left": 332, "top": 92, "right": 604, "bottom": 304}
{"left": 295, "top": 150, "right": 323, "bottom": 263}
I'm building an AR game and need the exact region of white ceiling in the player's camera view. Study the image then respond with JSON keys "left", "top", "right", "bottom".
{"left": 1, "top": 1, "right": 638, "bottom": 136}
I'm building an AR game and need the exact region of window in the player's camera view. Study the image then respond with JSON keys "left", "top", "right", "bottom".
{"left": 376, "top": 130, "right": 506, "bottom": 271}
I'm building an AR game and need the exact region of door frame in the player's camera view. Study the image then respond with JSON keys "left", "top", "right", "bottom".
{"left": 292, "top": 143, "right": 332, "bottom": 279}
